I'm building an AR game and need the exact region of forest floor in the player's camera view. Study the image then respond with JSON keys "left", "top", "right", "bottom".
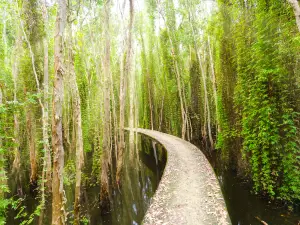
{"left": 127, "top": 128, "right": 231, "bottom": 225}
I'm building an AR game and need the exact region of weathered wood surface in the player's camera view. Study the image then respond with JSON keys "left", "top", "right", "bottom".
{"left": 128, "top": 128, "right": 231, "bottom": 225}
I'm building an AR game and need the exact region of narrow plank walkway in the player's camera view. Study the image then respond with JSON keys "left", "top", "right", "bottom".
{"left": 129, "top": 128, "right": 231, "bottom": 225}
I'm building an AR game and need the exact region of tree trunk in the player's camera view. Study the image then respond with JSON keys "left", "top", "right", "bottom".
{"left": 26, "top": 107, "right": 38, "bottom": 185}
{"left": 110, "top": 64, "right": 118, "bottom": 166}
{"left": 41, "top": 0, "right": 52, "bottom": 191}
{"left": 287, "top": 0, "right": 300, "bottom": 32}
{"left": 159, "top": 13, "right": 188, "bottom": 139}
{"left": 0, "top": 88, "right": 6, "bottom": 197}
{"left": 65, "top": 20, "right": 85, "bottom": 224}
{"left": 148, "top": 77, "right": 154, "bottom": 130}
{"left": 39, "top": 2, "right": 51, "bottom": 219}
{"left": 134, "top": 73, "right": 139, "bottom": 159}
{"left": 100, "top": 0, "right": 111, "bottom": 207}
{"left": 129, "top": 53, "right": 135, "bottom": 160}
{"left": 197, "top": 49, "right": 214, "bottom": 150}
{"left": 170, "top": 38, "right": 187, "bottom": 140}
{"left": 118, "top": 42, "right": 125, "bottom": 185}
{"left": 208, "top": 37, "right": 219, "bottom": 133}
{"left": 117, "top": 0, "right": 134, "bottom": 184}
{"left": 52, "top": 0, "right": 67, "bottom": 224}
{"left": 139, "top": 33, "right": 153, "bottom": 130}
{"left": 158, "top": 95, "right": 165, "bottom": 131}
{"left": 12, "top": 109, "right": 20, "bottom": 173}
{"left": 19, "top": 2, "right": 50, "bottom": 185}
{"left": 2, "top": 6, "right": 8, "bottom": 65}
{"left": 187, "top": 6, "right": 214, "bottom": 150}
{"left": 12, "top": 29, "right": 21, "bottom": 173}
{"left": 71, "top": 53, "right": 84, "bottom": 225}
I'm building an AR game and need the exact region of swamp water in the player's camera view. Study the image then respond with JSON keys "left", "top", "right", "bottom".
{"left": 208, "top": 151, "right": 300, "bottom": 225}
{"left": 6, "top": 133, "right": 300, "bottom": 225}
{"left": 6, "top": 134, "right": 166, "bottom": 225}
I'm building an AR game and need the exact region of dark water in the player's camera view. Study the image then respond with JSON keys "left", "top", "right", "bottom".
{"left": 6, "top": 134, "right": 166, "bottom": 225}
{"left": 209, "top": 152, "right": 300, "bottom": 225}
{"left": 85, "top": 135, "right": 166, "bottom": 225}
{"left": 7, "top": 133, "right": 300, "bottom": 225}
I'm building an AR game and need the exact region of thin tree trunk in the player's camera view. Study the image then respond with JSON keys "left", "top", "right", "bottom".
{"left": 159, "top": 12, "right": 187, "bottom": 139}
{"left": 41, "top": 0, "right": 51, "bottom": 195}
{"left": 129, "top": 61, "right": 135, "bottom": 157}
{"left": 129, "top": 54, "right": 136, "bottom": 161}
{"left": 148, "top": 80, "right": 154, "bottom": 130}
{"left": 12, "top": 28, "right": 21, "bottom": 173}
{"left": 0, "top": 88, "right": 6, "bottom": 197}
{"left": 65, "top": 20, "right": 85, "bottom": 224}
{"left": 197, "top": 50, "right": 214, "bottom": 150}
{"left": 188, "top": 114, "right": 193, "bottom": 141}
{"left": 18, "top": 3, "right": 50, "bottom": 185}
{"left": 139, "top": 33, "right": 153, "bottom": 130}
{"left": 118, "top": 46, "right": 125, "bottom": 184}
{"left": 12, "top": 109, "right": 20, "bottom": 172}
{"left": 287, "top": 0, "right": 300, "bottom": 32}
{"left": 187, "top": 7, "right": 214, "bottom": 150}
{"left": 3, "top": 6, "right": 8, "bottom": 65}
{"left": 158, "top": 95, "right": 164, "bottom": 131}
{"left": 181, "top": 75, "right": 190, "bottom": 141}
{"left": 170, "top": 38, "right": 187, "bottom": 139}
{"left": 134, "top": 72, "right": 139, "bottom": 160}
{"left": 117, "top": 0, "right": 134, "bottom": 184}
{"left": 62, "top": 81, "right": 71, "bottom": 152}
{"left": 26, "top": 107, "right": 38, "bottom": 184}
{"left": 52, "top": 0, "right": 67, "bottom": 223}
{"left": 110, "top": 66, "right": 118, "bottom": 165}
{"left": 71, "top": 56, "right": 84, "bottom": 225}
{"left": 208, "top": 37, "right": 219, "bottom": 133}
{"left": 100, "top": 0, "right": 111, "bottom": 206}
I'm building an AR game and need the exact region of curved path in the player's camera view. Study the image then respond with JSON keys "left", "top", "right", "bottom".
{"left": 129, "top": 128, "right": 231, "bottom": 225}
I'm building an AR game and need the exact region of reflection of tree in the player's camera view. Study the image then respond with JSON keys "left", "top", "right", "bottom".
{"left": 110, "top": 135, "right": 164, "bottom": 225}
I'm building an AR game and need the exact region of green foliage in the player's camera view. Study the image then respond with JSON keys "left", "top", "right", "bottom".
{"left": 64, "top": 160, "right": 76, "bottom": 186}
{"left": 0, "top": 92, "right": 10, "bottom": 225}
{"left": 0, "top": 0, "right": 299, "bottom": 222}
{"left": 11, "top": 196, "right": 42, "bottom": 225}
{"left": 0, "top": 198, "right": 9, "bottom": 225}
{"left": 0, "top": 147, "right": 10, "bottom": 225}
{"left": 212, "top": 0, "right": 300, "bottom": 202}
{"left": 209, "top": 1, "right": 238, "bottom": 162}
{"left": 80, "top": 216, "right": 89, "bottom": 225}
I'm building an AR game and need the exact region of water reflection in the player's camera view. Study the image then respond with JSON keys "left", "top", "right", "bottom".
{"left": 6, "top": 134, "right": 166, "bottom": 225}
{"left": 95, "top": 134, "right": 166, "bottom": 225}
{"left": 210, "top": 153, "right": 300, "bottom": 225}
